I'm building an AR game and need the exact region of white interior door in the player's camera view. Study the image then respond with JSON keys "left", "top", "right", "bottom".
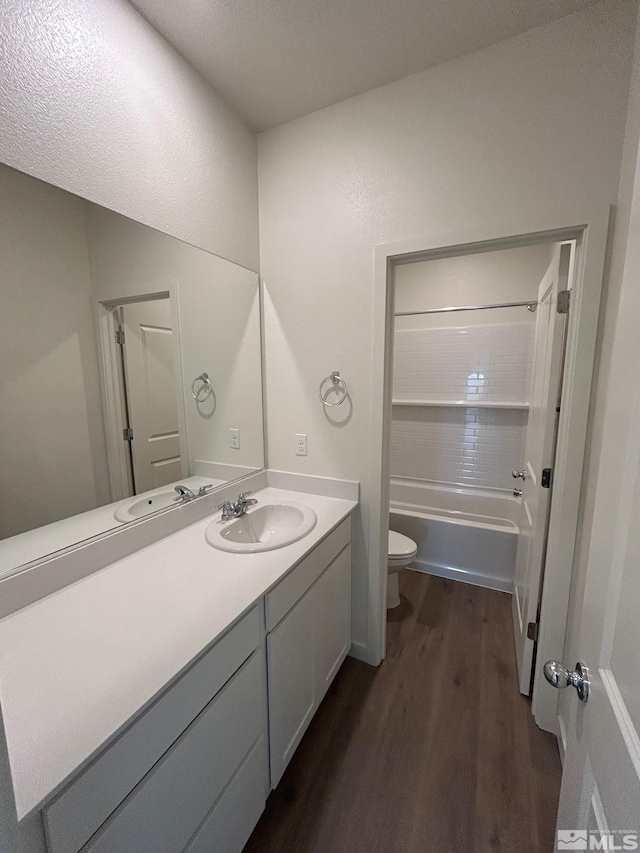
{"left": 555, "top": 400, "right": 640, "bottom": 844}
{"left": 512, "top": 244, "right": 567, "bottom": 695}
{"left": 553, "top": 157, "right": 640, "bottom": 847}
{"left": 121, "top": 299, "right": 182, "bottom": 493}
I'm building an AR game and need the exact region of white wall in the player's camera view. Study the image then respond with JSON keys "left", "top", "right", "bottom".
{"left": 258, "top": 1, "right": 636, "bottom": 656}
{"left": 0, "top": 0, "right": 259, "bottom": 271}
{"left": 0, "top": 166, "right": 111, "bottom": 539}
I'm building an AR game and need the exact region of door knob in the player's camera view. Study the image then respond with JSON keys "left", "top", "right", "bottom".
{"left": 513, "top": 488, "right": 523, "bottom": 497}
{"left": 512, "top": 469, "right": 526, "bottom": 480}
{"left": 543, "top": 660, "right": 589, "bottom": 703}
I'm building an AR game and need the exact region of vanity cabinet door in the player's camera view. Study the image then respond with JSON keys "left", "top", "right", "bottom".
{"left": 267, "top": 588, "right": 316, "bottom": 786}
{"left": 267, "top": 543, "right": 352, "bottom": 787}
{"left": 314, "top": 546, "right": 351, "bottom": 698}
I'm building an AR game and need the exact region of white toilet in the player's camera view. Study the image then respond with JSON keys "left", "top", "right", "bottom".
{"left": 387, "top": 530, "right": 418, "bottom": 608}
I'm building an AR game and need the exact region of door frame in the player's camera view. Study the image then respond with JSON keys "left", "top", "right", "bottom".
{"left": 369, "top": 206, "right": 611, "bottom": 735}
{"left": 95, "top": 282, "right": 187, "bottom": 501}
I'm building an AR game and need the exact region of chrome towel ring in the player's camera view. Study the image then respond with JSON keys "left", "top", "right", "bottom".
{"left": 318, "top": 371, "right": 347, "bottom": 407}
{"left": 191, "top": 372, "right": 214, "bottom": 403}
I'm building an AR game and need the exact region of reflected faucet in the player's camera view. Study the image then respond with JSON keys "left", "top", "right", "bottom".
{"left": 174, "top": 485, "right": 197, "bottom": 502}
{"left": 174, "top": 483, "right": 217, "bottom": 503}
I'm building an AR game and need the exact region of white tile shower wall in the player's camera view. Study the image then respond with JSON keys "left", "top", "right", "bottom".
{"left": 393, "top": 324, "right": 534, "bottom": 403}
{"left": 390, "top": 406, "right": 528, "bottom": 490}
{"left": 391, "top": 323, "right": 533, "bottom": 489}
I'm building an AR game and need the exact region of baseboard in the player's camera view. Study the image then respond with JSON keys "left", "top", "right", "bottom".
{"left": 409, "top": 560, "right": 513, "bottom": 594}
{"left": 348, "top": 640, "right": 369, "bottom": 663}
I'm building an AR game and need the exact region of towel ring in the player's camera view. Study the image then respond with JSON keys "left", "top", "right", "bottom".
{"left": 318, "top": 371, "right": 347, "bottom": 407}
{"left": 191, "top": 372, "right": 214, "bottom": 403}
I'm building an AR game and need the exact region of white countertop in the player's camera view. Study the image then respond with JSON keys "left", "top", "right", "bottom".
{"left": 0, "top": 486, "right": 356, "bottom": 820}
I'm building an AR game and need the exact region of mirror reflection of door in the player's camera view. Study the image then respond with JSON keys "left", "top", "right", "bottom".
{"left": 118, "top": 299, "right": 182, "bottom": 494}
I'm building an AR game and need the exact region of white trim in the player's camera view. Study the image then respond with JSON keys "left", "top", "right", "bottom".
{"left": 590, "top": 784, "right": 609, "bottom": 835}
{"left": 96, "top": 303, "right": 131, "bottom": 501}
{"left": 370, "top": 207, "right": 611, "bottom": 715}
{"left": 369, "top": 250, "right": 395, "bottom": 665}
{"left": 532, "top": 209, "right": 611, "bottom": 732}
{"left": 601, "top": 668, "right": 640, "bottom": 780}
{"left": 348, "top": 640, "right": 369, "bottom": 662}
{"left": 167, "top": 280, "right": 190, "bottom": 480}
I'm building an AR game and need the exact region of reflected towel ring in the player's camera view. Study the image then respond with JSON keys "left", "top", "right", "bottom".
{"left": 318, "top": 371, "right": 347, "bottom": 407}
{"left": 191, "top": 372, "right": 214, "bottom": 403}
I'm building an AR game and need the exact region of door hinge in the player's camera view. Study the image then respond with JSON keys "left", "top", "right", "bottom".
{"left": 123, "top": 427, "right": 133, "bottom": 441}
{"left": 115, "top": 329, "right": 125, "bottom": 345}
{"left": 557, "top": 290, "right": 571, "bottom": 314}
{"left": 541, "top": 468, "right": 553, "bottom": 489}
{"left": 527, "top": 621, "right": 539, "bottom": 642}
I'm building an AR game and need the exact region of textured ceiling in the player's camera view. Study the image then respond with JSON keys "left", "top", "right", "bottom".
{"left": 130, "top": 0, "right": 602, "bottom": 130}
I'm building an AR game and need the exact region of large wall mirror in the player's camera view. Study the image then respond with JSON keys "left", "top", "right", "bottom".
{"left": 0, "top": 163, "right": 264, "bottom": 577}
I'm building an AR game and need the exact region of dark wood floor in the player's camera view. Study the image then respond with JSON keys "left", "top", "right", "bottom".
{"left": 244, "top": 571, "right": 562, "bottom": 853}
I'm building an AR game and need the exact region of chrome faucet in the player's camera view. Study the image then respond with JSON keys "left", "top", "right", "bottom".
{"left": 237, "top": 492, "right": 258, "bottom": 513}
{"left": 174, "top": 483, "right": 216, "bottom": 503}
{"left": 174, "top": 484, "right": 197, "bottom": 502}
{"left": 218, "top": 492, "right": 259, "bottom": 520}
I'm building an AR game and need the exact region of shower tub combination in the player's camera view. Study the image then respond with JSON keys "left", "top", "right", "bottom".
{"left": 389, "top": 478, "right": 520, "bottom": 593}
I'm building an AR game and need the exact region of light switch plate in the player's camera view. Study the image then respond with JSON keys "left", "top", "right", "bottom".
{"left": 295, "top": 433, "right": 307, "bottom": 456}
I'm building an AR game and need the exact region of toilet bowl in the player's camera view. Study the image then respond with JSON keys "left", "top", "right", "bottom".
{"left": 387, "top": 530, "right": 418, "bottom": 608}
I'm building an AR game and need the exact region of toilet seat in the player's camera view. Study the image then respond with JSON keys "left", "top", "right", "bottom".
{"left": 388, "top": 530, "right": 417, "bottom": 564}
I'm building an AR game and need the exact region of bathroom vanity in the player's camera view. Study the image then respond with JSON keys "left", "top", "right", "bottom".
{"left": 0, "top": 485, "right": 356, "bottom": 853}
{"left": 0, "top": 156, "right": 359, "bottom": 853}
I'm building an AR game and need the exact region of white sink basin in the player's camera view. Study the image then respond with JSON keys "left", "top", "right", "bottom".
{"left": 205, "top": 501, "right": 317, "bottom": 553}
{"left": 114, "top": 490, "right": 178, "bottom": 522}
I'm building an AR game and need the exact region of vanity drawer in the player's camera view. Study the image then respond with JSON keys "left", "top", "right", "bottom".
{"left": 44, "top": 606, "right": 260, "bottom": 853}
{"left": 265, "top": 516, "right": 351, "bottom": 631}
{"left": 81, "top": 651, "right": 264, "bottom": 853}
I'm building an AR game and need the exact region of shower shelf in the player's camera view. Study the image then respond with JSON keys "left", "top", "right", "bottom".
{"left": 392, "top": 400, "right": 530, "bottom": 409}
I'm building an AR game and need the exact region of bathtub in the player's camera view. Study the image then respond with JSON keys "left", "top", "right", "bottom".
{"left": 389, "top": 478, "right": 519, "bottom": 593}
